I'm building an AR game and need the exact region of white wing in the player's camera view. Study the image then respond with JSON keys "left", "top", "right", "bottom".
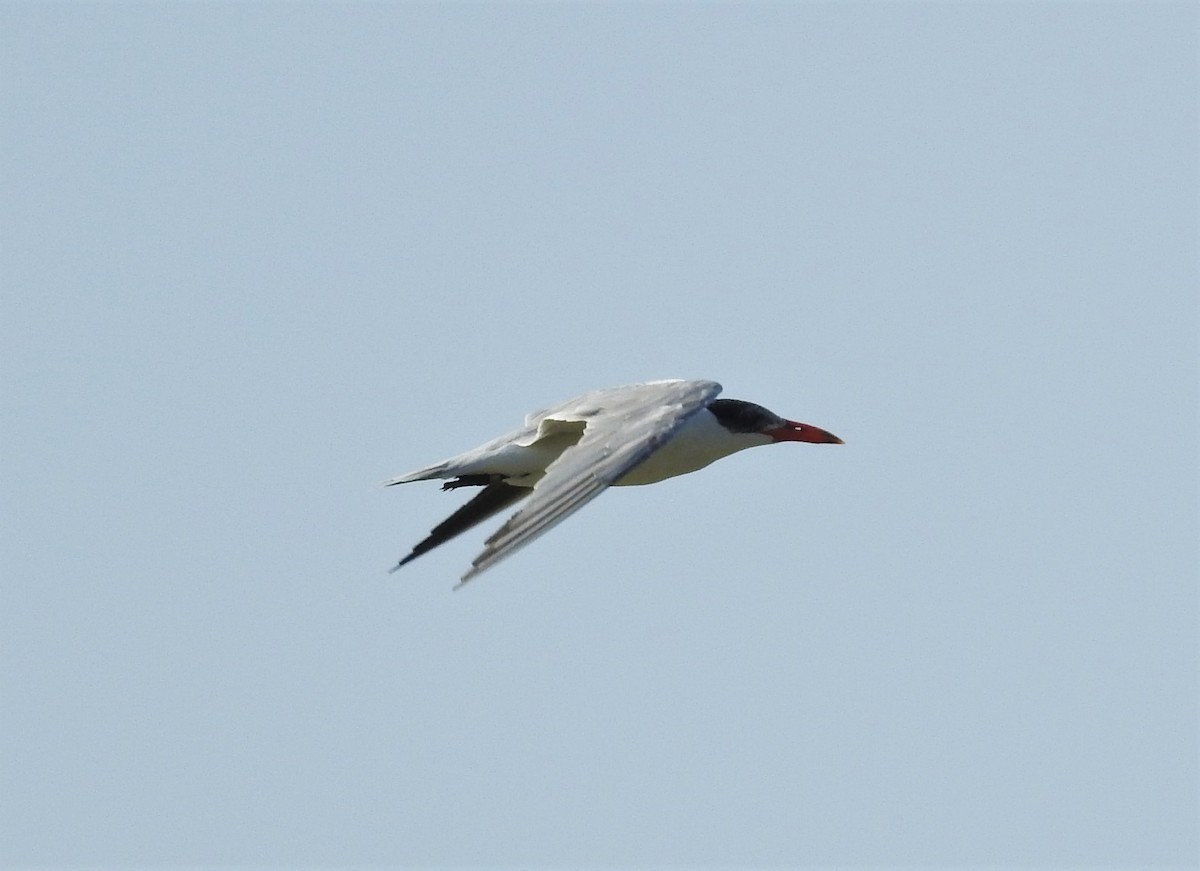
{"left": 457, "top": 379, "right": 721, "bottom": 586}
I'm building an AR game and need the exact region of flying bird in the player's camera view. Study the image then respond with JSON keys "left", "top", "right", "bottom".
{"left": 385, "top": 379, "right": 842, "bottom": 587}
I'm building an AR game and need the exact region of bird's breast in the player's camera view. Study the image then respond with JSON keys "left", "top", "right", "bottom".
{"left": 614, "top": 408, "right": 770, "bottom": 486}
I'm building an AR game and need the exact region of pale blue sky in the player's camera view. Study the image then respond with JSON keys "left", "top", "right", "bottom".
{"left": 2, "top": 2, "right": 1196, "bottom": 867}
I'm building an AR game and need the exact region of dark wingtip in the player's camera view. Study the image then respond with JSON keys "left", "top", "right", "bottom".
{"left": 388, "top": 552, "right": 418, "bottom": 573}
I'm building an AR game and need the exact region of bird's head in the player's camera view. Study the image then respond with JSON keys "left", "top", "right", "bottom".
{"left": 708, "top": 398, "right": 843, "bottom": 444}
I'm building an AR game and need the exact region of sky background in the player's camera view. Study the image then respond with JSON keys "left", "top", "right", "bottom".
{"left": 2, "top": 2, "right": 1196, "bottom": 868}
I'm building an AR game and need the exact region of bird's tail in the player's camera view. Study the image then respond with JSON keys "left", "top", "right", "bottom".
{"left": 381, "top": 462, "right": 452, "bottom": 487}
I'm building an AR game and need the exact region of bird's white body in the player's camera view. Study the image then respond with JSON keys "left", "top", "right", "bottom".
{"left": 401, "top": 405, "right": 770, "bottom": 489}
{"left": 614, "top": 408, "right": 772, "bottom": 485}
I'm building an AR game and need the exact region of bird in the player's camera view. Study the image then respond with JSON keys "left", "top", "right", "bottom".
{"left": 385, "top": 379, "right": 842, "bottom": 587}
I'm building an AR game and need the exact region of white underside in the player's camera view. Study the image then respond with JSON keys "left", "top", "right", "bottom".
{"left": 458, "top": 408, "right": 770, "bottom": 488}
{"left": 614, "top": 408, "right": 770, "bottom": 485}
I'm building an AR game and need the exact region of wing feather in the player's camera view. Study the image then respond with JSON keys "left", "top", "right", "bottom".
{"left": 457, "top": 379, "right": 721, "bottom": 586}
{"left": 390, "top": 479, "right": 529, "bottom": 571}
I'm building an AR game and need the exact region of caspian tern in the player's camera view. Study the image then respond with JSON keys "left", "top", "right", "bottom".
{"left": 386, "top": 379, "right": 842, "bottom": 587}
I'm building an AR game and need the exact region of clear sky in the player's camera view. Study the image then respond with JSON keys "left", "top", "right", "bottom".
{"left": 2, "top": 2, "right": 1196, "bottom": 868}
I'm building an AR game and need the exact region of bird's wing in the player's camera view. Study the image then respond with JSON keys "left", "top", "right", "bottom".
{"left": 381, "top": 418, "right": 543, "bottom": 486}
{"left": 457, "top": 379, "right": 722, "bottom": 586}
{"left": 389, "top": 478, "right": 530, "bottom": 571}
